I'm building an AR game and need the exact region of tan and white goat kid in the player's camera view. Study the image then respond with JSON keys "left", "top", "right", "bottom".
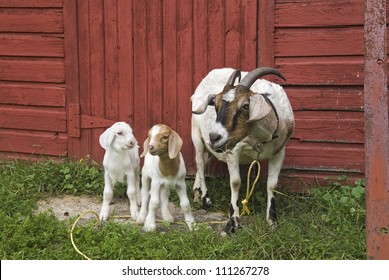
{"left": 99, "top": 122, "right": 141, "bottom": 221}
{"left": 137, "top": 124, "right": 194, "bottom": 232}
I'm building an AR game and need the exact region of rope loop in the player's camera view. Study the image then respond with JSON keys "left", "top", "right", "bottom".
{"left": 241, "top": 159, "right": 261, "bottom": 216}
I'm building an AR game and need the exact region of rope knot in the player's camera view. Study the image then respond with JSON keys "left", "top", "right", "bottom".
{"left": 240, "top": 160, "right": 261, "bottom": 217}
{"left": 241, "top": 199, "right": 251, "bottom": 215}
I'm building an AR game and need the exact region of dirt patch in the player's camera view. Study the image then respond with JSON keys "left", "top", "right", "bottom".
{"left": 37, "top": 195, "right": 228, "bottom": 230}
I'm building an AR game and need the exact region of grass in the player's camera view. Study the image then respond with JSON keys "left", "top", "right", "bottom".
{"left": 0, "top": 159, "right": 366, "bottom": 260}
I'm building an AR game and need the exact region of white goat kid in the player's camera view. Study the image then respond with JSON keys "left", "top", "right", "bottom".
{"left": 191, "top": 67, "right": 295, "bottom": 234}
{"left": 137, "top": 124, "right": 194, "bottom": 232}
{"left": 99, "top": 122, "right": 141, "bottom": 221}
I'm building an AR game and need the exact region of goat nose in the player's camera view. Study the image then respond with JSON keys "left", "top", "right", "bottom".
{"left": 209, "top": 132, "right": 221, "bottom": 144}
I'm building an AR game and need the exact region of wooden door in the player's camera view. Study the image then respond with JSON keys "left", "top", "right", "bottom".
{"left": 64, "top": 0, "right": 133, "bottom": 161}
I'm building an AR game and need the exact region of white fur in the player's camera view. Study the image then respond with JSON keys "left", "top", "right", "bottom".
{"left": 191, "top": 68, "right": 295, "bottom": 231}
{"left": 222, "top": 89, "right": 236, "bottom": 102}
{"left": 137, "top": 124, "right": 194, "bottom": 232}
{"left": 99, "top": 122, "right": 141, "bottom": 221}
{"left": 208, "top": 122, "right": 229, "bottom": 149}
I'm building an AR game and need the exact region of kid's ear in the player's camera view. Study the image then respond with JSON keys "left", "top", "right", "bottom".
{"left": 99, "top": 126, "right": 116, "bottom": 150}
{"left": 168, "top": 130, "right": 183, "bottom": 159}
{"left": 140, "top": 137, "right": 150, "bottom": 157}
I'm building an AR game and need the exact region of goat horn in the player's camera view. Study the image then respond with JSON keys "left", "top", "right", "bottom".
{"left": 239, "top": 67, "right": 286, "bottom": 88}
{"left": 226, "top": 69, "right": 241, "bottom": 86}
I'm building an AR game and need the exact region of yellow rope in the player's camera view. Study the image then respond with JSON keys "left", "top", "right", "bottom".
{"left": 70, "top": 210, "right": 100, "bottom": 260}
{"left": 241, "top": 160, "right": 261, "bottom": 216}
{"left": 70, "top": 211, "right": 227, "bottom": 260}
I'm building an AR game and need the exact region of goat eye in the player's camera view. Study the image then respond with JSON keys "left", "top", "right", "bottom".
{"left": 117, "top": 131, "right": 123, "bottom": 136}
{"left": 243, "top": 103, "right": 250, "bottom": 110}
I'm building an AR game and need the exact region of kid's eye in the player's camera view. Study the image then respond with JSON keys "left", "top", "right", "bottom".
{"left": 242, "top": 103, "right": 250, "bottom": 110}
{"left": 117, "top": 131, "right": 123, "bottom": 136}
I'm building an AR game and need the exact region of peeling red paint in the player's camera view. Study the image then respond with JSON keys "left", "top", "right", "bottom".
{"left": 364, "top": 0, "right": 389, "bottom": 260}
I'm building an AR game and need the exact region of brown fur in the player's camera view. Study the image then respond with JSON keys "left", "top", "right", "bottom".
{"left": 141, "top": 124, "right": 183, "bottom": 177}
{"left": 159, "top": 155, "right": 180, "bottom": 177}
{"left": 213, "top": 88, "right": 276, "bottom": 149}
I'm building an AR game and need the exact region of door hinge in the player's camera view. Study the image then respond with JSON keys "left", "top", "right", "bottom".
{"left": 68, "top": 103, "right": 116, "bottom": 138}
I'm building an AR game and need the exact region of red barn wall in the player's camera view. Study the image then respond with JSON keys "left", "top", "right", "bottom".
{"left": 273, "top": 0, "right": 367, "bottom": 187}
{"left": 0, "top": 0, "right": 376, "bottom": 188}
{"left": 0, "top": 0, "right": 67, "bottom": 159}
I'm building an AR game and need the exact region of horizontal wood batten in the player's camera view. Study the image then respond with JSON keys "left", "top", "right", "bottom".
{"left": 0, "top": 106, "right": 66, "bottom": 132}
{"left": 0, "top": 129, "right": 67, "bottom": 156}
{"left": 0, "top": 8, "right": 63, "bottom": 33}
{"left": 284, "top": 140, "right": 364, "bottom": 172}
{"left": 0, "top": 58, "right": 65, "bottom": 83}
{"left": 0, "top": 82, "right": 65, "bottom": 107}
{"left": 286, "top": 86, "right": 364, "bottom": 111}
{"left": 0, "top": 0, "right": 62, "bottom": 8}
{"left": 0, "top": 34, "right": 64, "bottom": 57}
{"left": 275, "top": 0, "right": 364, "bottom": 27}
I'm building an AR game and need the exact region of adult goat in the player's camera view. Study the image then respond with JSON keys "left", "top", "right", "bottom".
{"left": 191, "top": 67, "right": 294, "bottom": 234}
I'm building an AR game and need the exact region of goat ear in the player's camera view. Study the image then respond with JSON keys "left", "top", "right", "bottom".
{"left": 140, "top": 137, "right": 149, "bottom": 157}
{"left": 192, "top": 94, "right": 216, "bottom": 115}
{"left": 99, "top": 126, "right": 115, "bottom": 150}
{"left": 247, "top": 94, "right": 272, "bottom": 122}
{"left": 168, "top": 130, "right": 183, "bottom": 159}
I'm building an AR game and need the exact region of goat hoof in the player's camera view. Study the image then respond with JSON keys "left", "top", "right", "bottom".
{"left": 222, "top": 216, "right": 241, "bottom": 235}
{"left": 99, "top": 211, "right": 110, "bottom": 221}
{"left": 202, "top": 196, "right": 212, "bottom": 210}
{"left": 193, "top": 188, "right": 202, "bottom": 203}
{"left": 266, "top": 217, "right": 279, "bottom": 228}
{"left": 143, "top": 223, "right": 156, "bottom": 232}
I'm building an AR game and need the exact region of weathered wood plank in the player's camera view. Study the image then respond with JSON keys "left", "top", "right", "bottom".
{"left": 0, "top": 129, "right": 67, "bottom": 156}
{"left": 88, "top": 0, "right": 106, "bottom": 162}
{"left": 162, "top": 0, "right": 178, "bottom": 127}
{"left": 279, "top": 169, "right": 364, "bottom": 191}
{"left": 293, "top": 115, "right": 364, "bottom": 144}
{"left": 225, "top": 0, "right": 241, "bottom": 68}
{"left": 103, "top": 0, "right": 119, "bottom": 121}
{"left": 259, "top": 0, "right": 275, "bottom": 68}
{"left": 76, "top": 0, "right": 92, "bottom": 157}
{"left": 275, "top": 0, "right": 364, "bottom": 27}
{"left": 193, "top": 0, "right": 208, "bottom": 86}
{"left": 286, "top": 86, "right": 364, "bottom": 111}
{"left": 147, "top": 0, "right": 163, "bottom": 125}
{"left": 0, "top": 106, "right": 66, "bottom": 132}
{"left": 0, "top": 0, "right": 62, "bottom": 8}
{"left": 208, "top": 0, "right": 225, "bottom": 68}
{"left": 133, "top": 1, "right": 149, "bottom": 142}
{"left": 0, "top": 8, "right": 63, "bottom": 33}
{"left": 275, "top": 57, "right": 364, "bottom": 85}
{"left": 0, "top": 58, "right": 65, "bottom": 83}
{"left": 177, "top": 0, "right": 194, "bottom": 165}
{"left": 0, "top": 34, "right": 64, "bottom": 57}
{"left": 117, "top": 0, "right": 134, "bottom": 124}
{"left": 63, "top": 0, "right": 80, "bottom": 158}
{"left": 241, "top": 0, "right": 258, "bottom": 69}
{"left": 284, "top": 140, "right": 364, "bottom": 172}
{"left": 0, "top": 82, "right": 65, "bottom": 107}
{"left": 275, "top": 27, "right": 364, "bottom": 57}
